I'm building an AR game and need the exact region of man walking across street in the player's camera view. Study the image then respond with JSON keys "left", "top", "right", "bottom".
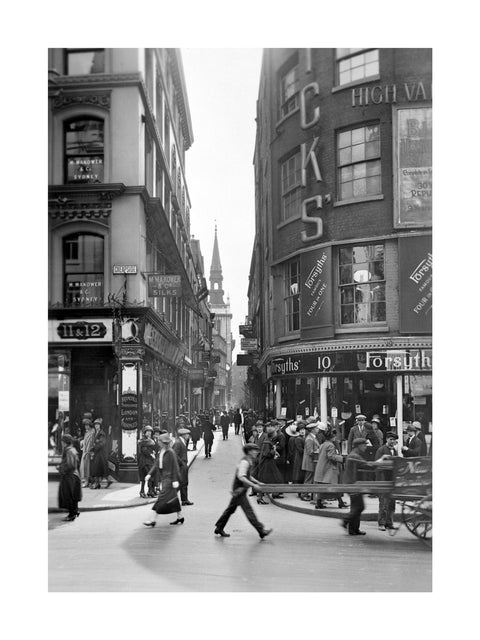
{"left": 214, "top": 444, "right": 273, "bottom": 540}
{"left": 172, "top": 428, "right": 194, "bottom": 506}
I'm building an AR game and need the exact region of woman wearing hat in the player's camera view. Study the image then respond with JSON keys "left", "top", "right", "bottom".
{"left": 57, "top": 434, "right": 82, "bottom": 521}
{"left": 90, "top": 420, "right": 111, "bottom": 489}
{"left": 253, "top": 425, "right": 284, "bottom": 503}
{"left": 137, "top": 426, "right": 156, "bottom": 498}
{"left": 143, "top": 433, "right": 184, "bottom": 527}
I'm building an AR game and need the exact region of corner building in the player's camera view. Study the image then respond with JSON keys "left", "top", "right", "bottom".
{"left": 48, "top": 48, "right": 211, "bottom": 480}
{"left": 248, "top": 48, "right": 432, "bottom": 446}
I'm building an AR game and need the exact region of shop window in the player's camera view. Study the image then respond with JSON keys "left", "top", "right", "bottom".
{"left": 64, "top": 118, "right": 104, "bottom": 184}
{"left": 335, "top": 48, "right": 379, "bottom": 87}
{"left": 279, "top": 61, "right": 299, "bottom": 118}
{"left": 337, "top": 124, "right": 381, "bottom": 201}
{"left": 281, "top": 151, "right": 302, "bottom": 221}
{"left": 339, "top": 244, "right": 385, "bottom": 324}
{"left": 65, "top": 49, "right": 105, "bottom": 75}
{"left": 284, "top": 258, "right": 300, "bottom": 333}
{"left": 63, "top": 233, "right": 104, "bottom": 306}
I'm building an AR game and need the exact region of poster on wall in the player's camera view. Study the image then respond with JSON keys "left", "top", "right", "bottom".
{"left": 300, "top": 246, "right": 334, "bottom": 339}
{"left": 398, "top": 235, "right": 432, "bottom": 333}
{"left": 393, "top": 105, "right": 432, "bottom": 228}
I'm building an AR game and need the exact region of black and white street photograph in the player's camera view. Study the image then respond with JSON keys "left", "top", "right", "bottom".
{"left": 5, "top": 1, "right": 478, "bottom": 638}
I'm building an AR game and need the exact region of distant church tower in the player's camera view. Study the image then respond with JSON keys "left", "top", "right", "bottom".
{"left": 208, "top": 225, "right": 233, "bottom": 409}
{"left": 209, "top": 225, "right": 225, "bottom": 305}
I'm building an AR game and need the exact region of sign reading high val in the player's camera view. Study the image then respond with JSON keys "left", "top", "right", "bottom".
{"left": 147, "top": 274, "right": 181, "bottom": 297}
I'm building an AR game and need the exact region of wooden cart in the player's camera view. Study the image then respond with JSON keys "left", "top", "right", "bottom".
{"left": 253, "top": 456, "right": 432, "bottom": 545}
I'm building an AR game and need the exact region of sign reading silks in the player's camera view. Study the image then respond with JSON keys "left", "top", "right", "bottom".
{"left": 300, "top": 246, "right": 334, "bottom": 339}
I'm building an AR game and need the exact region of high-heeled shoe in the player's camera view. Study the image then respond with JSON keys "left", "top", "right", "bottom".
{"left": 169, "top": 517, "right": 185, "bottom": 525}
{"left": 105, "top": 480, "right": 113, "bottom": 489}
{"left": 140, "top": 491, "right": 147, "bottom": 498}
{"left": 63, "top": 514, "right": 76, "bottom": 521}
{"left": 143, "top": 521, "right": 156, "bottom": 527}
{"left": 257, "top": 498, "right": 268, "bottom": 505}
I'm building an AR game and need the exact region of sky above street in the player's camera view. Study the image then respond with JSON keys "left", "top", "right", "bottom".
{"left": 181, "top": 48, "right": 263, "bottom": 354}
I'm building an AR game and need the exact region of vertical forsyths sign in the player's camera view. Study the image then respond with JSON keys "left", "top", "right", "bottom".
{"left": 300, "top": 246, "right": 334, "bottom": 338}
{"left": 398, "top": 235, "right": 432, "bottom": 333}
{"left": 394, "top": 105, "right": 432, "bottom": 228}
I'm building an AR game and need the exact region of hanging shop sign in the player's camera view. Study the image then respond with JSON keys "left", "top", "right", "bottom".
{"left": 50, "top": 319, "right": 112, "bottom": 342}
{"left": 237, "top": 354, "right": 254, "bottom": 366}
{"left": 300, "top": 246, "right": 334, "bottom": 339}
{"left": 270, "top": 349, "right": 432, "bottom": 376}
{"left": 398, "top": 235, "right": 432, "bottom": 334}
{"left": 143, "top": 322, "right": 185, "bottom": 367}
{"left": 189, "top": 369, "right": 205, "bottom": 383}
{"left": 241, "top": 338, "right": 258, "bottom": 352}
{"left": 147, "top": 274, "right": 181, "bottom": 297}
{"left": 393, "top": 105, "right": 432, "bottom": 228}
{"left": 239, "top": 324, "right": 254, "bottom": 337}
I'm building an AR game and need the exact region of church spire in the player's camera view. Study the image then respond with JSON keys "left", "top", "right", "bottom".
{"left": 209, "top": 224, "right": 225, "bottom": 305}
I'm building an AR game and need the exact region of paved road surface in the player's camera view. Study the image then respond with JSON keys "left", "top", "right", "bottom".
{"left": 49, "top": 431, "right": 431, "bottom": 591}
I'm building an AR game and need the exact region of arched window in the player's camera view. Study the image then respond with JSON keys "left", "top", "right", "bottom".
{"left": 63, "top": 233, "right": 104, "bottom": 306}
{"left": 64, "top": 117, "right": 104, "bottom": 184}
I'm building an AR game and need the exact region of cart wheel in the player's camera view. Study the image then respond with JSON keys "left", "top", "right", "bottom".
{"left": 401, "top": 495, "right": 432, "bottom": 546}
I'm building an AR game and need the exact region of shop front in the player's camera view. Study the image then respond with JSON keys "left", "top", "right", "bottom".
{"left": 267, "top": 344, "right": 432, "bottom": 453}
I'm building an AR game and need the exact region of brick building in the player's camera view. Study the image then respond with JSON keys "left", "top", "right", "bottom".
{"left": 246, "top": 48, "right": 432, "bottom": 447}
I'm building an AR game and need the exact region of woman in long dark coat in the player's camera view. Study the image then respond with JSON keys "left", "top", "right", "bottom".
{"left": 292, "top": 423, "right": 307, "bottom": 499}
{"left": 253, "top": 426, "right": 283, "bottom": 503}
{"left": 143, "top": 434, "right": 183, "bottom": 527}
{"left": 90, "top": 428, "right": 110, "bottom": 489}
{"left": 58, "top": 434, "right": 82, "bottom": 521}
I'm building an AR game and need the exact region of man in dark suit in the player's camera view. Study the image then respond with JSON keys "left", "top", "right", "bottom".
{"left": 347, "top": 414, "right": 370, "bottom": 453}
{"left": 375, "top": 431, "right": 398, "bottom": 531}
{"left": 402, "top": 424, "right": 422, "bottom": 457}
{"left": 173, "top": 428, "right": 194, "bottom": 506}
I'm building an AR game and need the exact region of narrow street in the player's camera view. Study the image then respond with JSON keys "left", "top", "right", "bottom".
{"left": 49, "top": 431, "right": 431, "bottom": 592}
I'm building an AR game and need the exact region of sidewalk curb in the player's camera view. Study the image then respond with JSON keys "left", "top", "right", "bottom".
{"left": 48, "top": 441, "right": 204, "bottom": 514}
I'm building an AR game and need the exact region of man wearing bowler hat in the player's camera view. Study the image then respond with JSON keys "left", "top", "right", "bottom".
{"left": 173, "top": 427, "right": 194, "bottom": 505}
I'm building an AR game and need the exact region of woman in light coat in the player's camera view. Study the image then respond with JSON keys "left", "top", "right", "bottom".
{"left": 313, "top": 429, "right": 348, "bottom": 509}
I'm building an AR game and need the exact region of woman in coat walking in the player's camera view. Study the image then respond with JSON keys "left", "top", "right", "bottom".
{"left": 90, "top": 423, "right": 111, "bottom": 489}
{"left": 58, "top": 434, "right": 82, "bottom": 521}
{"left": 313, "top": 428, "right": 348, "bottom": 509}
{"left": 143, "top": 433, "right": 184, "bottom": 527}
{"left": 201, "top": 413, "right": 216, "bottom": 458}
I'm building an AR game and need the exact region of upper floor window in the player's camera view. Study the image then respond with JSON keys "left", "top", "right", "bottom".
{"left": 339, "top": 244, "right": 385, "bottom": 324}
{"left": 63, "top": 233, "right": 104, "bottom": 306}
{"left": 337, "top": 124, "right": 381, "bottom": 201}
{"left": 336, "top": 49, "right": 379, "bottom": 86}
{"left": 65, "top": 49, "right": 105, "bottom": 75}
{"left": 64, "top": 118, "right": 104, "bottom": 184}
{"left": 284, "top": 259, "right": 300, "bottom": 333}
{"left": 279, "top": 63, "right": 299, "bottom": 118}
{"left": 281, "top": 151, "right": 302, "bottom": 221}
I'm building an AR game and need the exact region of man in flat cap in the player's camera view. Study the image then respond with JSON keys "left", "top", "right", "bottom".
{"left": 374, "top": 431, "right": 398, "bottom": 531}
{"left": 402, "top": 423, "right": 422, "bottom": 457}
{"left": 341, "top": 437, "right": 389, "bottom": 536}
{"left": 301, "top": 419, "right": 321, "bottom": 499}
{"left": 173, "top": 427, "right": 194, "bottom": 505}
{"left": 214, "top": 444, "right": 272, "bottom": 540}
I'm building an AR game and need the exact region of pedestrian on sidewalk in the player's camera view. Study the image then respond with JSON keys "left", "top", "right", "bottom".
{"left": 189, "top": 413, "right": 201, "bottom": 451}
{"left": 233, "top": 408, "right": 242, "bottom": 435}
{"left": 341, "top": 438, "right": 389, "bottom": 536}
{"left": 137, "top": 426, "right": 156, "bottom": 498}
{"left": 254, "top": 423, "right": 284, "bottom": 503}
{"left": 214, "top": 444, "right": 273, "bottom": 539}
{"left": 220, "top": 411, "right": 230, "bottom": 440}
{"left": 375, "top": 431, "right": 398, "bottom": 531}
{"left": 201, "top": 413, "right": 216, "bottom": 458}
{"left": 301, "top": 419, "right": 321, "bottom": 500}
{"left": 291, "top": 421, "right": 307, "bottom": 497}
{"left": 173, "top": 428, "right": 194, "bottom": 506}
{"left": 143, "top": 433, "right": 184, "bottom": 527}
{"left": 90, "top": 420, "right": 112, "bottom": 489}
{"left": 57, "top": 434, "right": 82, "bottom": 521}
{"left": 79, "top": 419, "right": 95, "bottom": 488}
{"left": 313, "top": 428, "right": 347, "bottom": 510}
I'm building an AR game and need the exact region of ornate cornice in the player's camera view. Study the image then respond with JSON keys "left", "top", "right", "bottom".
{"left": 52, "top": 90, "right": 111, "bottom": 111}
{"left": 49, "top": 73, "right": 142, "bottom": 89}
{"left": 49, "top": 203, "right": 111, "bottom": 222}
{"left": 257, "top": 335, "right": 432, "bottom": 369}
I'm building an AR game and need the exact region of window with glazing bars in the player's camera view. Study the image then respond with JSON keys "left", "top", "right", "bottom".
{"left": 337, "top": 124, "right": 381, "bottom": 200}
{"left": 281, "top": 152, "right": 302, "bottom": 221}
{"left": 284, "top": 259, "right": 300, "bottom": 332}
{"left": 336, "top": 48, "right": 379, "bottom": 86}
